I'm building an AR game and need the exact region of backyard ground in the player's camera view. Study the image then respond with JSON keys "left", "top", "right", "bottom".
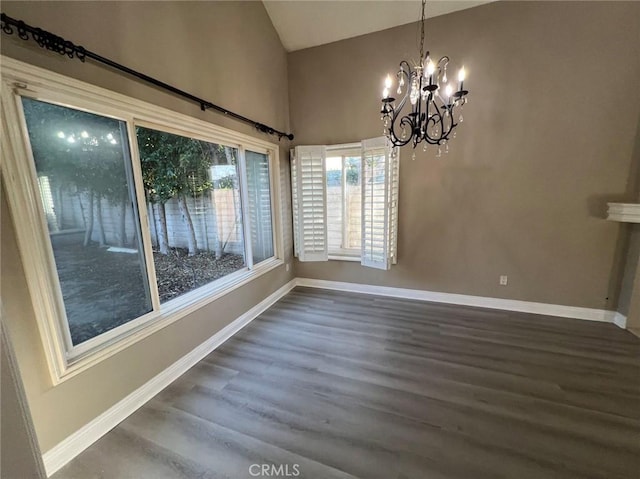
{"left": 153, "top": 248, "right": 245, "bottom": 302}
{"left": 53, "top": 242, "right": 244, "bottom": 345}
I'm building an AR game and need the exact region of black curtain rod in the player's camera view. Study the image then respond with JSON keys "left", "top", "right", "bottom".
{"left": 0, "top": 13, "right": 294, "bottom": 141}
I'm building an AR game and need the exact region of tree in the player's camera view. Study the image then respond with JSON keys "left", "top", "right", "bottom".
{"left": 136, "top": 127, "right": 214, "bottom": 256}
{"left": 136, "top": 129, "right": 172, "bottom": 254}
{"left": 346, "top": 157, "right": 360, "bottom": 185}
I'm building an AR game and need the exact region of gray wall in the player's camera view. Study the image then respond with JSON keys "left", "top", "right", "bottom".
{"left": 1, "top": 1, "right": 293, "bottom": 452}
{"left": 289, "top": 1, "right": 640, "bottom": 311}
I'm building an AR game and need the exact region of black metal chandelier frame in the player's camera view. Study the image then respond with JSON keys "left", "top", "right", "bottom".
{"left": 380, "top": 0, "right": 468, "bottom": 150}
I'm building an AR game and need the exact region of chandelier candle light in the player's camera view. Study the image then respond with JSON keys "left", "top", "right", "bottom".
{"left": 380, "top": 0, "right": 469, "bottom": 156}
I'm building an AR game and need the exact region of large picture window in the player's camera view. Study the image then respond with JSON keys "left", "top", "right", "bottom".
{"left": 1, "top": 58, "right": 283, "bottom": 382}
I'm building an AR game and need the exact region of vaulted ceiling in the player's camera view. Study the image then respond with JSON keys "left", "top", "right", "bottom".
{"left": 263, "top": 1, "right": 495, "bottom": 52}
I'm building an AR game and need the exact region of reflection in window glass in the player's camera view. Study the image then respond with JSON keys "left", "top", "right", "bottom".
{"left": 136, "top": 126, "right": 246, "bottom": 302}
{"left": 21, "top": 98, "right": 152, "bottom": 346}
{"left": 246, "top": 151, "right": 274, "bottom": 264}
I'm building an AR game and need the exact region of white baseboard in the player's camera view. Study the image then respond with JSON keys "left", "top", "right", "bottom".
{"left": 613, "top": 312, "right": 628, "bottom": 329}
{"left": 42, "top": 279, "right": 297, "bottom": 477}
{"left": 295, "top": 278, "right": 623, "bottom": 326}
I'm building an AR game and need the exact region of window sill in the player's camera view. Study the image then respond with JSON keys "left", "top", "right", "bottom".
{"left": 328, "top": 254, "right": 361, "bottom": 262}
{"left": 60, "top": 257, "right": 284, "bottom": 383}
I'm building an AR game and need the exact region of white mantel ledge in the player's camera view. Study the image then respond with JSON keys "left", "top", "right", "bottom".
{"left": 607, "top": 203, "right": 640, "bottom": 223}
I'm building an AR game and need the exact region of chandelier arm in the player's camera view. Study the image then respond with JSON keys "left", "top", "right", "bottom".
{"left": 389, "top": 87, "right": 409, "bottom": 125}
{"left": 395, "top": 61, "right": 412, "bottom": 96}
{"left": 415, "top": 77, "right": 423, "bottom": 137}
{"left": 388, "top": 115, "right": 415, "bottom": 148}
{"left": 442, "top": 100, "right": 459, "bottom": 140}
{"left": 437, "top": 56, "right": 450, "bottom": 67}
{"left": 385, "top": 62, "right": 417, "bottom": 147}
{"left": 445, "top": 110, "right": 457, "bottom": 140}
{"left": 399, "top": 60, "right": 412, "bottom": 75}
{"left": 435, "top": 100, "right": 446, "bottom": 143}
{"left": 423, "top": 111, "right": 441, "bottom": 145}
{"left": 387, "top": 96, "right": 414, "bottom": 147}
{"left": 439, "top": 104, "right": 457, "bottom": 144}
{"left": 423, "top": 97, "right": 448, "bottom": 145}
{"left": 421, "top": 96, "right": 430, "bottom": 139}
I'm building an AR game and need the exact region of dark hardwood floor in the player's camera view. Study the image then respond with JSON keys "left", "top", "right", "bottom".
{"left": 55, "top": 287, "right": 640, "bottom": 479}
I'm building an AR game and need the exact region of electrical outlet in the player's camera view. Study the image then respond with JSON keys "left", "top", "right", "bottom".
{"left": 499, "top": 275, "right": 508, "bottom": 286}
{"left": 285, "top": 263, "right": 290, "bottom": 272}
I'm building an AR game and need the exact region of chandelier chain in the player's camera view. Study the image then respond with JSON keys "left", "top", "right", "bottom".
{"left": 419, "top": 0, "right": 426, "bottom": 61}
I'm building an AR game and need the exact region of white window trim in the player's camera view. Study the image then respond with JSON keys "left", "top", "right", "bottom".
{"left": 326, "top": 143, "right": 361, "bottom": 153}
{"left": 328, "top": 254, "right": 361, "bottom": 262}
{"left": 1, "top": 56, "right": 284, "bottom": 384}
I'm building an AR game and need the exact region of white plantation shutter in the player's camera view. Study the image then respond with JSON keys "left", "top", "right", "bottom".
{"left": 281, "top": 151, "right": 294, "bottom": 261}
{"left": 291, "top": 145, "right": 328, "bottom": 262}
{"left": 290, "top": 149, "right": 300, "bottom": 258}
{"left": 361, "top": 137, "right": 398, "bottom": 270}
{"left": 388, "top": 145, "right": 400, "bottom": 265}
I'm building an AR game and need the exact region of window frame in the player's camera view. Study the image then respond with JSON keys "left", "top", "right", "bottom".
{"left": 243, "top": 148, "right": 278, "bottom": 266}
{"left": 325, "top": 143, "right": 362, "bottom": 261}
{"left": 1, "top": 57, "right": 284, "bottom": 384}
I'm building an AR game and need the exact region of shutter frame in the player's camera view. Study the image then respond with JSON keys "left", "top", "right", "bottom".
{"left": 291, "top": 145, "right": 328, "bottom": 262}
{"left": 361, "top": 136, "right": 397, "bottom": 270}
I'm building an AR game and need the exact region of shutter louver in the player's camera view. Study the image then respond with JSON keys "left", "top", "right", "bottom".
{"left": 361, "top": 137, "right": 396, "bottom": 270}
{"left": 291, "top": 145, "right": 328, "bottom": 262}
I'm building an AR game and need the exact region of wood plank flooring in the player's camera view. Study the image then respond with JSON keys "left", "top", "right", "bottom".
{"left": 54, "top": 287, "right": 640, "bottom": 479}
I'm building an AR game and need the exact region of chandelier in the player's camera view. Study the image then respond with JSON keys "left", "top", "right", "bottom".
{"left": 380, "top": 0, "right": 469, "bottom": 154}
